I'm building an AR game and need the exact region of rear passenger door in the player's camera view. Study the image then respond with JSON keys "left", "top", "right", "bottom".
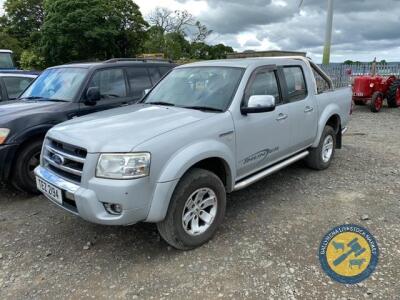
{"left": 126, "top": 67, "right": 153, "bottom": 101}
{"left": 79, "top": 68, "right": 131, "bottom": 115}
{"left": 281, "top": 65, "right": 318, "bottom": 151}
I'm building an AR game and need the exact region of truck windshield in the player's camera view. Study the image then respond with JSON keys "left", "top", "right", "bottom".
{"left": 144, "top": 67, "right": 244, "bottom": 111}
{"left": 0, "top": 52, "right": 15, "bottom": 69}
{"left": 20, "top": 67, "right": 88, "bottom": 102}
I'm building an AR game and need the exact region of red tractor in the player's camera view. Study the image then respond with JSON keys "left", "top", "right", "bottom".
{"left": 352, "top": 74, "right": 400, "bottom": 113}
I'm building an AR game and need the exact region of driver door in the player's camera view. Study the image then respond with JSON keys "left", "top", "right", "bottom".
{"left": 235, "top": 66, "right": 292, "bottom": 179}
{"left": 78, "top": 68, "right": 132, "bottom": 116}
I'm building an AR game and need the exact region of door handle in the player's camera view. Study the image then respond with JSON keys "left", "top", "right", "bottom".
{"left": 276, "top": 113, "right": 288, "bottom": 121}
{"left": 304, "top": 106, "right": 314, "bottom": 113}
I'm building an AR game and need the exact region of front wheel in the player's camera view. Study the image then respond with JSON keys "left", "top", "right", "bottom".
{"left": 12, "top": 140, "right": 42, "bottom": 194}
{"left": 157, "top": 168, "right": 226, "bottom": 250}
{"left": 305, "top": 125, "right": 336, "bottom": 170}
{"left": 370, "top": 91, "right": 384, "bottom": 113}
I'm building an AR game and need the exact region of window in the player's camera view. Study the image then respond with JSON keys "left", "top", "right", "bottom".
{"left": 89, "top": 69, "right": 127, "bottom": 99}
{"left": 245, "top": 69, "right": 280, "bottom": 104}
{"left": 22, "top": 68, "right": 88, "bottom": 102}
{"left": 159, "top": 66, "right": 172, "bottom": 76}
{"left": 3, "top": 77, "right": 34, "bottom": 99}
{"left": 312, "top": 66, "right": 331, "bottom": 94}
{"left": 148, "top": 67, "right": 161, "bottom": 84}
{"left": 283, "top": 67, "right": 307, "bottom": 101}
{"left": 126, "top": 67, "right": 152, "bottom": 99}
{"left": 145, "top": 67, "right": 244, "bottom": 111}
{"left": 0, "top": 53, "right": 14, "bottom": 69}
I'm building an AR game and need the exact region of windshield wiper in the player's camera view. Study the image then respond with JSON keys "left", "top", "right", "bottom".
{"left": 20, "top": 96, "right": 44, "bottom": 100}
{"left": 20, "top": 96, "right": 68, "bottom": 102}
{"left": 183, "top": 106, "right": 223, "bottom": 112}
{"left": 147, "top": 101, "right": 176, "bottom": 107}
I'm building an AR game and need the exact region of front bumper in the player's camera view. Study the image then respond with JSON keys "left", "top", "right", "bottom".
{"left": 0, "top": 144, "right": 18, "bottom": 181}
{"left": 34, "top": 166, "right": 174, "bottom": 226}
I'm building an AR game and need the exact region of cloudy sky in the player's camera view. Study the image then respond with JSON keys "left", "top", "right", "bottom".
{"left": 2, "top": 0, "right": 400, "bottom": 62}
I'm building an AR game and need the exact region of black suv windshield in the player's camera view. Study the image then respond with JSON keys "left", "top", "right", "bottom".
{"left": 144, "top": 67, "right": 244, "bottom": 111}
{"left": 20, "top": 67, "right": 88, "bottom": 102}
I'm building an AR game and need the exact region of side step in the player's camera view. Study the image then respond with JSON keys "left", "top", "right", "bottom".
{"left": 233, "top": 151, "right": 309, "bottom": 191}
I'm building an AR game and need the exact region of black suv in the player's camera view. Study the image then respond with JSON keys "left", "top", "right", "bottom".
{"left": 0, "top": 58, "right": 176, "bottom": 193}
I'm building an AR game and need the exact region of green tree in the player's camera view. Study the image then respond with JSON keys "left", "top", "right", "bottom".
{"left": 344, "top": 60, "right": 353, "bottom": 65}
{"left": 143, "top": 26, "right": 165, "bottom": 54}
{"left": 40, "top": 0, "right": 148, "bottom": 66}
{"left": 0, "top": 31, "right": 23, "bottom": 61}
{"left": 3, "top": 0, "right": 44, "bottom": 48}
{"left": 209, "top": 44, "right": 234, "bottom": 59}
{"left": 164, "top": 32, "right": 190, "bottom": 60}
{"left": 19, "top": 49, "right": 45, "bottom": 70}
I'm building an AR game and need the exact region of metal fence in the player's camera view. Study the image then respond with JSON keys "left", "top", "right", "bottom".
{"left": 318, "top": 63, "right": 400, "bottom": 89}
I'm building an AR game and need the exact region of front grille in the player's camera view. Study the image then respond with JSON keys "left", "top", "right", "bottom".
{"left": 43, "top": 138, "right": 87, "bottom": 183}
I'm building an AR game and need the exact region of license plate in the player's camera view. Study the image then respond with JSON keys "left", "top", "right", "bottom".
{"left": 36, "top": 177, "right": 63, "bottom": 204}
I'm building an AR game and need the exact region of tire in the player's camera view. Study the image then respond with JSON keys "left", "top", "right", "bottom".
{"left": 12, "top": 139, "right": 42, "bottom": 194}
{"left": 305, "top": 125, "right": 336, "bottom": 170}
{"left": 387, "top": 79, "right": 400, "bottom": 108}
{"left": 157, "top": 168, "right": 226, "bottom": 250}
{"left": 369, "top": 91, "right": 384, "bottom": 113}
{"left": 354, "top": 100, "right": 365, "bottom": 106}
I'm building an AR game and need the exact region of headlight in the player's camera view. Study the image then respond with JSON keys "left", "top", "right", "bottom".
{"left": 96, "top": 153, "right": 151, "bottom": 179}
{"left": 0, "top": 128, "right": 10, "bottom": 145}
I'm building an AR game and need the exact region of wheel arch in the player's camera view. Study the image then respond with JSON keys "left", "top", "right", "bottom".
{"left": 146, "top": 140, "right": 235, "bottom": 222}
{"left": 312, "top": 105, "right": 342, "bottom": 148}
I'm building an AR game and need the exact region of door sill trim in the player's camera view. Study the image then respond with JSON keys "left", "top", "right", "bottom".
{"left": 233, "top": 151, "right": 309, "bottom": 191}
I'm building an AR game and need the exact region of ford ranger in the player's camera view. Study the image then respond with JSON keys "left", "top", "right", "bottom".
{"left": 35, "top": 57, "right": 352, "bottom": 249}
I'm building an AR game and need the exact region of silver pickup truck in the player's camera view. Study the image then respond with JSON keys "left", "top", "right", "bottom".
{"left": 35, "top": 57, "right": 352, "bottom": 249}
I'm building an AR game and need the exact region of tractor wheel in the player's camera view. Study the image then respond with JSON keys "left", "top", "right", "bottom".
{"left": 370, "top": 92, "right": 384, "bottom": 113}
{"left": 354, "top": 100, "right": 366, "bottom": 106}
{"left": 387, "top": 79, "right": 400, "bottom": 108}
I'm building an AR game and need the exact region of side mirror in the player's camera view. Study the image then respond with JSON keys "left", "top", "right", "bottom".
{"left": 85, "top": 87, "right": 100, "bottom": 106}
{"left": 241, "top": 95, "right": 276, "bottom": 114}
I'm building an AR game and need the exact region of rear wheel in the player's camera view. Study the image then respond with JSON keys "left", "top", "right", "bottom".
{"left": 387, "top": 79, "right": 400, "bottom": 108}
{"left": 12, "top": 140, "right": 42, "bottom": 194}
{"left": 370, "top": 91, "right": 384, "bottom": 113}
{"left": 305, "top": 125, "right": 336, "bottom": 170}
{"left": 157, "top": 168, "right": 226, "bottom": 250}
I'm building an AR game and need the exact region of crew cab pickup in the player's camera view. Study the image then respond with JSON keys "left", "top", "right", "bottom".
{"left": 35, "top": 57, "right": 352, "bottom": 249}
{"left": 0, "top": 58, "right": 175, "bottom": 193}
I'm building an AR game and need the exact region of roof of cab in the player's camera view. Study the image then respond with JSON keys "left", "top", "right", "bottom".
{"left": 0, "top": 49, "right": 13, "bottom": 53}
{"left": 0, "top": 73, "right": 38, "bottom": 78}
{"left": 48, "top": 59, "right": 176, "bottom": 70}
{"left": 178, "top": 56, "right": 310, "bottom": 69}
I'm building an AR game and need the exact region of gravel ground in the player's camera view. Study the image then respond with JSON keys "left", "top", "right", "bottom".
{"left": 1, "top": 106, "right": 400, "bottom": 299}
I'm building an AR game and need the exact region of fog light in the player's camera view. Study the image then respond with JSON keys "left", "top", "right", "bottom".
{"left": 65, "top": 191, "right": 75, "bottom": 201}
{"left": 104, "top": 203, "right": 123, "bottom": 215}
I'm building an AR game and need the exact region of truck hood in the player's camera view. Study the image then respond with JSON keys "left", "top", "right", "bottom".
{"left": 48, "top": 104, "right": 215, "bottom": 153}
{"left": 0, "top": 100, "right": 62, "bottom": 121}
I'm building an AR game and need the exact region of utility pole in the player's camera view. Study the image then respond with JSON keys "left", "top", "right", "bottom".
{"left": 322, "top": 0, "right": 334, "bottom": 65}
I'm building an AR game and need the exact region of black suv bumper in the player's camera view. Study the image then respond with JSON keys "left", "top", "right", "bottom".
{"left": 0, "top": 144, "right": 18, "bottom": 181}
